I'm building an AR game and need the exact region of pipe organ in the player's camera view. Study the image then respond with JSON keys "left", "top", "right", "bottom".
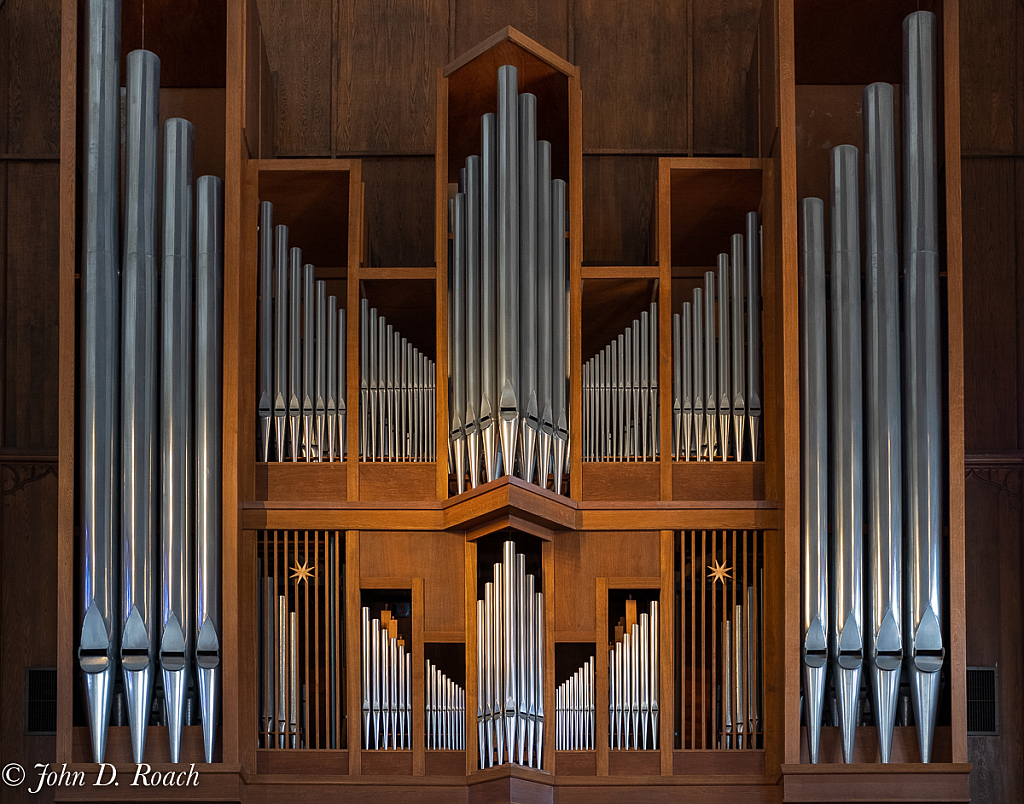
{"left": 799, "top": 9, "right": 946, "bottom": 766}
{"left": 447, "top": 66, "right": 570, "bottom": 496}
{"left": 671, "top": 217, "right": 762, "bottom": 463}
{"left": 77, "top": 0, "right": 224, "bottom": 765}
{"left": 61, "top": 1, "right": 966, "bottom": 796}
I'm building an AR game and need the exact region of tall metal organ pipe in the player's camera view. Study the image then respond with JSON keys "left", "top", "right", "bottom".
{"left": 79, "top": 0, "right": 122, "bottom": 765}
{"left": 120, "top": 47, "right": 160, "bottom": 766}
{"left": 829, "top": 144, "right": 864, "bottom": 765}
{"left": 902, "top": 10, "right": 944, "bottom": 764}
{"left": 195, "top": 175, "right": 224, "bottom": 765}
{"left": 159, "top": 117, "right": 196, "bottom": 765}
{"left": 863, "top": 81, "right": 904, "bottom": 765}
{"left": 799, "top": 197, "right": 828, "bottom": 764}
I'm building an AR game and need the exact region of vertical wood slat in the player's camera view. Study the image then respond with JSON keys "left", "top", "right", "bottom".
{"left": 658, "top": 166, "right": 673, "bottom": 499}
{"left": 569, "top": 77, "right": 584, "bottom": 498}
{"left": 595, "top": 576, "right": 609, "bottom": 775}
{"left": 435, "top": 70, "right": 450, "bottom": 500}
{"left": 660, "top": 530, "right": 674, "bottom": 770}
{"left": 346, "top": 531, "right": 362, "bottom": 770}
{"left": 347, "top": 162, "right": 363, "bottom": 499}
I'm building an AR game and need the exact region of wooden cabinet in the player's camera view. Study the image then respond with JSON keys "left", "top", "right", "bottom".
{"left": 54, "top": 0, "right": 969, "bottom": 800}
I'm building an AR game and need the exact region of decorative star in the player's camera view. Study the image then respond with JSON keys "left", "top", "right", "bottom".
{"left": 290, "top": 558, "right": 316, "bottom": 585}
{"left": 707, "top": 558, "right": 732, "bottom": 585}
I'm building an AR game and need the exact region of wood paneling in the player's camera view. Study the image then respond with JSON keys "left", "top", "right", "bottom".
{"left": 359, "top": 531, "right": 465, "bottom": 632}
{"left": 363, "top": 157, "right": 435, "bottom": 267}
{"left": 553, "top": 530, "right": 661, "bottom": 635}
{"left": 256, "top": 0, "right": 332, "bottom": 156}
{"left": 964, "top": 463, "right": 1023, "bottom": 804}
{"left": 582, "top": 156, "right": 657, "bottom": 266}
{"left": 334, "top": 0, "right": 448, "bottom": 154}
{"left": 959, "top": 0, "right": 1017, "bottom": 154}
{"left": 961, "top": 158, "right": 1019, "bottom": 451}
{"left": 1, "top": 463, "right": 58, "bottom": 804}
{"left": 2, "top": 0, "right": 61, "bottom": 156}
{"left": 692, "top": 0, "right": 762, "bottom": 156}
{"left": 4, "top": 161, "right": 60, "bottom": 453}
{"left": 573, "top": 0, "right": 688, "bottom": 152}
{"left": 454, "top": 0, "right": 570, "bottom": 63}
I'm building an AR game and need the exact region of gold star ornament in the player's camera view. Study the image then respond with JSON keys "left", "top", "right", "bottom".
{"left": 290, "top": 559, "right": 317, "bottom": 585}
{"left": 707, "top": 558, "right": 732, "bottom": 585}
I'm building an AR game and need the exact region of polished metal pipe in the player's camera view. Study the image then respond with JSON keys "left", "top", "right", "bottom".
{"left": 195, "top": 175, "right": 224, "bottom": 764}
{"left": 830, "top": 144, "right": 865, "bottom": 765}
{"left": 477, "top": 598, "right": 486, "bottom": 765}
{"left": 277, "top": 595, "right": 288, "bottom": 748}
{"left": 730, "top": 235, "right": 746, "bottom": 461}
{"left": 746, "top": 212, "right": 762, "bottom": 460}
{"left": 451, "top": 192, "right": 467, "bottom": 491}
{"left": 717, "top": 254, "right": 732, "bottom": 460}
{"left": 258, "top": 200, "right": 274, "bottom": 461}
{"left": 381, "top": 626, "right": 391, "bottom": 749}
{"left": 120, "top": 48, "right": 160, "bottom": 764}
{"left": 484, "top": 582, "right": 495, "bottom": 765}
{"left": 650, "top": 601, "right": 660, "bottom": 749}
{"left": 326, "top": 299, "right": 338, "bottom": 462}
{"left": 288, "top": 250, "right": 302, "bottom": 461}
{"left": 692, "top": 289, "right": 705, "bottom": 461}
{"left": 480, "top": 113, "right": 499, "bottom": 482}
{"left": 426, "top": 659, "right": 434, "bottom": 749}
{"left": 360, "top": 298, "right": 369, "bottom": 458}
{"left": 79, "top": 0, "right": 122, "bottom": 764}
{"left": 466, "top": 155, "right": 482, "bottom": 486}
{"left": 649, "top": 302, "right": 659, "bottom": 459}
{"left": 371, "top": 617, "right": 381, "bottom": 748}
{"left": 314, "top": 281, "right": 327, "bottom": 462}
{"left": 263, "top": 576, "right": 275, "bottom": 745}
{"left": 617, "top": 333, "right": 626, "bottom": 460}
{"left": 516, "top": 554, "right": 528, "bottom": 763}
{"left": 864, "top": 81, "right": 904, "bottom": 764}
{"left": 799, "top": 196, "right": 828, "bottom": 764}
{"left": 722, "top": 618, "right": 732, "bottom": 748}
{"left": 159, "top": 118, "right": 195, "bottom": 764}
{"left": 519, "top": 93, "right": 540, "bottom": 483}
{"left": 274, "top": 226, "right": 289, "bottom": 460}
{"left": 367, "top": 306, "right": 378, "bottom": 460}
{"left": 492, "top": 565, "right": 505, "bottom": 763}
{"left": 639, "top": 613, "right": 650, "bottom": 748}
{"left": 525, "top": 573, "right": 537, "bottom": 763}
{"left": 361, "top": 608, "right": 371, "bottom": 748}
{"left": 621, "top": 630, "right": 633, "bottom": 748}
{"left": 903, "top": 10, "right": 944, "bottom": 764}
{"left": 681, "top": 304, "right": 693, "bottom": 462}
{"left": 502, "top": 543, "right": 517, "bottom": 761}
{"left": 747, "top": 584, "right": 759, "bottom": 742}
{"left": 497, "top": 66, "right": 521, "bottom": 477}
{"left": 551, "top": 179, "right": 568, "bottom": 491}
{"left": 734, "top": 604, "right": 746, "bottom": 749}
{"left": 289, "top": 610, "right": 298, "bottom": 747}
{"left": 703, "top": 272, "right": 718, "bottom": 460}
{"left": 385, "top": 322, "right": 395, "bottom": 462}
{"left": 537, "top": 141, "right": 554, "bottom": 484}
{"left": 535, "top": 590, "right": 545, "bottom": 767}
{"left": 302, "top": 263, "right": 315, "bottom": 460}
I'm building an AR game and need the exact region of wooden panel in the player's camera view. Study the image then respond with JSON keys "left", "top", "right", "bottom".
{"left": 334, "top": 0, "right": 448, "bottom": 154}
{"left": 965, "top": 464, "right": 1023, "bottom": 804}
{"left": 580, "top": 277, "right": 658, "bottom": 360}
{"left": 961, "top": 158, "right": 1018, "bottom": 451}
{"left": 607, "top": 750, "right": 660, "bottom": 775}
{"left": 120, "top": 0, "right": 227, "bottom": 88}
{"left": 359, "top": 531, "right": 465, "bottom": 633}
{"left": 582, "top": 463, "right": 660, "bottom": 501}
{"left": 669, "top": 165, "right": 763, "bottom": 267}
{"left": 361, "top": 750, "right": 414, "bottom": 775}
{"left": 573, "top": 0, "right": 688, "bottom": 152}
{"left": 425, "top": 750, "right": 466, "bottom": 775}
{"left": 455, "top": 1, "right": 570, "bottom": 62}
{"left": 363, "top": 157, "right": 435, "bottom": 268}
{"left": 255, "top": 462, "right": 348, "bottom": 502}
{"left": 798, "top": 725, "right": 953, "bottom": 764}
{"left": 671, "top": 462, "right": 766, "bottom": 502}
{"left": 1, "top": 463, "right": 58, "bottom": 804}
{"left": 256, "top": 0, "right": 332, "bottom": 156}
{"left": 5, "top": 161, "right": 60, "bottom": 452}
{"left": 582, "top": 156, "right": 657, "bottom": 266}
{"left": 958, "top": 0, "right": 1016, "bottom": 154}
{"left": 553, "top": 531, "right": 661, "bottom": 635}
{"left": 555, "top": 751, "right": 597, "bottom": 775}
{"left": 2, "top": 0, "right": 61, "bottom": 156}
{"left": 692, "top": 0, "right": 762, "bottom": 156}
{"left": 256, "top": 749, "right": 349, "bottom": 774}
{"left": 359, "top": 463, "right": 438, "bottom": 502}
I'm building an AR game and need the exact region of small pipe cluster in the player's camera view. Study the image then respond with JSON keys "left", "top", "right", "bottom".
{"left": 608, "top": 600, "right": 659, "bottom": 750}
{"left": 425, "top": 660, "right": 466, "bottom": 750}
{"left": 555, "top": 656, "right": 595, "bottom": 750}
{"left": 361, "top": 608, "right": 413, "bottom": 750}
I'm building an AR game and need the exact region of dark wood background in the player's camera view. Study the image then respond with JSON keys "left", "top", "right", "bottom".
{"left": 0, "top": 0, "right": 1020, "bottom": 801}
